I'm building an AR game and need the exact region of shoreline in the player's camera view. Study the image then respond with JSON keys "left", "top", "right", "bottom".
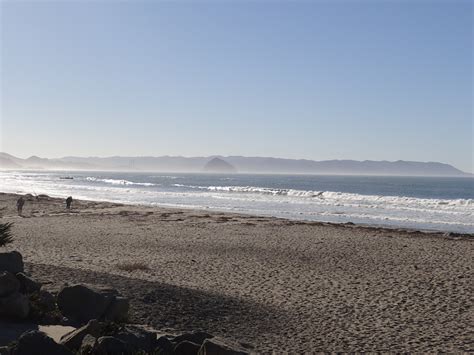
{"left": 1, "top": 192, "right": 473, "bottom": 351}
{"left": 1, "top": 192, "right": 473, "bottom": 239}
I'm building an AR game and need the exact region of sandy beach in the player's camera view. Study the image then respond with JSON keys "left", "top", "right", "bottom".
{"left": 0, "top": 192, "right": 472, "bottom": 352}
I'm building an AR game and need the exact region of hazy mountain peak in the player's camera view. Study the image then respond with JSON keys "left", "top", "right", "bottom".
{"left": 203, "top": 158, "right": 237, "bottom": 173}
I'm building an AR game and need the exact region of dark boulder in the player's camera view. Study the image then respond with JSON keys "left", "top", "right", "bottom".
{"left": 174, "top": 340, "right": 201, "bottom": 355}
{"left": 198, "top": 337, "right": 250, "bottom": 355}
{"left": 16, "top": 273, "right": 41, "bottom": 294}
{"left": 11, "top": 331, "right": 72, "bottom": 355}
{"left": 114, "top": 325, "right": 156, "bottom": 353}
{"left": 172, "top": 331, "right": 213, "bottom": 346}
{"left": 57, "top": 284, "right": 128, "bottom": 324}
{"left": 0, "top": 271, "right": 20, "bottom": 297}
{"left": 37, "top": 290, "right": 56, "bottom": 312}
{"left": 57, "top": 285, "right": 114, "bottom": 323}
{"left": 0, "top": 292, "right": 29, "bottom": 319}
{"left": 79, "top": 334, "right": 97, "bottom": 354}
{"left": 95, "top": 336, "right": 134, "bottom": 354}
{"left": 155, "top": 335, "right": 174, "bottom": 354}
{"left": 60, "top": 319, "right": 105, "bottom": 351}
{"left": 0, "top": 252, "right": 23, "bottom": 274}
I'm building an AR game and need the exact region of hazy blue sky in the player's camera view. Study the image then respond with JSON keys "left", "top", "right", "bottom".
{"left": 1, "top": 0, "right": 472, "bottom": 172}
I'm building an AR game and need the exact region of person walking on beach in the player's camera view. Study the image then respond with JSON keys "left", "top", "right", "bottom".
{"left": 66, "top": 196, "right": 73, "bottom": 209}
{"left": 16, "top": 197, "right": 25, "bottom": 216}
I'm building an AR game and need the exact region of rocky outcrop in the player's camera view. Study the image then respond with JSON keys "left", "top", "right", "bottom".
{"left": 203, "top": 158, "right": 237, "bottom": 173}
{"left": 1, "top": 251, "right": 253, "bottom": 354}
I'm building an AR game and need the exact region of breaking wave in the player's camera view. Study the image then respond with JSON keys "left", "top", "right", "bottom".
{"left": 177, "top": 184, "right": 473, "bottom": 206}
{"left": 1, "top": 171, "right": 472, "bottom": 233}
{"left": 85, "top": 177, "right": 157, "bottom": 187}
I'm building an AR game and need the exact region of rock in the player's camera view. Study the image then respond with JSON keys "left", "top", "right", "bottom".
{"left": 198, "top": 337, "right": 250, "bottom": 355}
{"left": 37, "top": 290, "right": 56, "bottom": 312}
{"left": 104, "top": 296, "right": 129, "bottom": 323}
{"left": 28, "top": 290, "right": 59, "bottom": 323}
{"left": 60, "top": 319, "right": 105, "bottom": 351}
{"left": 79, "top": 334, "right": 97, "bottom": 354}
{"left": 11, "top": 330, "right": 72, "bottom": 355}
{"left": 57, "top": 285, "right": 114, "bottom": 323}
{"left": 174, "top": 341, "right": 201, "bottom": 355}
{"left": 0, "top": 252, "right": 23, "bottom": 274}
{"left": 0, "top": 271, "right": 20, "bottom": 297}
{"left": 155, "top": 335, "right": 174, "bottom": 354}
{"left": 0, "top": 292, "right": 30, "bottom": 319}
{"left": 114, "top": 325, "right": 155, "bottom": 353}
{"left": 203, "top": 158, "right": 237, "bottom": 173}
{"left": 95, "top": 336, "right": 134, "bottom": 354}
{"left": 173, "top": 331, "right": 213, "bottom": 345}
{"left": 16, "top": 273, "right": 42, "bottom": 294}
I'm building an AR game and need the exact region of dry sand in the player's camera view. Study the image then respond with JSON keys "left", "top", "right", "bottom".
{"left": 0, "top": 192, "right": 472, "bottom": 352}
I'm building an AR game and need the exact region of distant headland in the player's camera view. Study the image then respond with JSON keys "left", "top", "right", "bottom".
{"left": 0, "top": 152, "right": 470, "bottom": 177}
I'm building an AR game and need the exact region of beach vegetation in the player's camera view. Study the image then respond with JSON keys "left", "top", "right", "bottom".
{"left": 0, "top": 222, "right": 14, "bottom": 247}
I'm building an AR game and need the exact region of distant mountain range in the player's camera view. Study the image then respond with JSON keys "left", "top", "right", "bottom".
{"left": 0, "top": 152, "right": 471, "bottom": 177}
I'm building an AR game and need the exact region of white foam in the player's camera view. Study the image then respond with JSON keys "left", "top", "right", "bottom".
{"left": 1, "top": 172, "right": 472, "bottom": 233}
{"left": 85, "top": 177, "right": 157, "bottom": 187}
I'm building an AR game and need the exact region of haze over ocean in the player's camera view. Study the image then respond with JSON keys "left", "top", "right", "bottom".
{"left": 1, "top": 0, "right": 472, "bottom": 173}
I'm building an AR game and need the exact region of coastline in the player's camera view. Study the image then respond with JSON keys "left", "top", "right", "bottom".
{"left": 1, "top": 192, "right": 473, "bottom": 352}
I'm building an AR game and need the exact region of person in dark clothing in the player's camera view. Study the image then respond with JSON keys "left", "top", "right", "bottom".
{"left": 66, "top": 196, "right": 73, "bottom": 209}
{"left": 17, "top": 197, "right": 25, "bottom": 215}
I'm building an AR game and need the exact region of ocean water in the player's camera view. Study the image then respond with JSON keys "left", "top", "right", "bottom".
{"left": 1, "top": 171, "right": 473, "bottom": 233}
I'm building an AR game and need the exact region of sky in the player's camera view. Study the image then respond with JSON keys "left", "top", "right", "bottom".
{"left": 1, "top": 0, "right": 472, "bottom": 172}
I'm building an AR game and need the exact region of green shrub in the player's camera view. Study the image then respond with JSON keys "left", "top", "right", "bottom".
{"left": 0, "top": 222, "right": 14, "bottom": 247}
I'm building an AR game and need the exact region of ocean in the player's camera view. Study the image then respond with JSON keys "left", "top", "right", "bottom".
{"left": 1, "top": 171, "right": 473, "bottom": 233}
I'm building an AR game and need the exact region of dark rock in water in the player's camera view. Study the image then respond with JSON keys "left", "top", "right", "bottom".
{"left": 0, "top": 292, "right": 29, "bottom": 319}
{"left": 79, "top": 334, "right": 97, "bottom": 354}
{"left": 114, "top": 325, "right": 156, "bottom": 353}
{"left": 0, "top": 252, "right": 24, "bottom": 274}
{"left": 104, "top": 296, "right": 129, "bottom": 323}
{"left": 203, "top": 158, "right": 237, "bottom": 173}
{"left": 60, "top": 319, "right": 105, "bottom": 351}
{"left": 174, "top": 340, "right": 201, "bottom": 355}
{"left": 16, "top": 273, "right": 42, "bottom": 294}
{"left": 198, "top": 337, "right": 250, "bottom": 355}
{"left": 96, "top": 336, "right": 134, "bottom": 354}
{"left": 0, "top": 271, "right": 20, "bottom": 297}
{"left": 11, "top": 330, "right": 72, "bottom": 355}
{"left": 172, "top": 331, "right": 213, "bottom": 345}
{"left": 57, "top": 284, "right": 115, "bottom": 323}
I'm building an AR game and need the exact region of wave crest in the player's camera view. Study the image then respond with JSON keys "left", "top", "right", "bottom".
{"left": 86, "top": 177, "right": 157, "bottom": 187}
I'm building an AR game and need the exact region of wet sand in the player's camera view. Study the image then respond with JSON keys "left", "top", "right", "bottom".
{"left": 0, "top": 193, "right": 472, "bottom": 352}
